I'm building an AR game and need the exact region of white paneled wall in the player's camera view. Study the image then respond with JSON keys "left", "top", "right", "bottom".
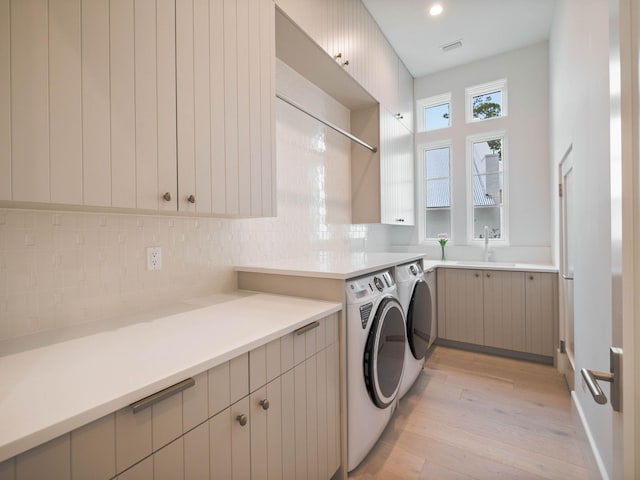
{"left": 0, "top": 60, "right": 388, "bottom": 342}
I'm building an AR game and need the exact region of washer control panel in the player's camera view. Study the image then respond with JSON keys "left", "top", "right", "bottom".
{"left": 397, "top": 261, "right": 424, "bottom": 283}
{"left": 345, "top": 270, "right": 396, "bottom": 303}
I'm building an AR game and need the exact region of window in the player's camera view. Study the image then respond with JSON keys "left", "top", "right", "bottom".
{"left": 422, "top": 142, "right": 451, "bottom": 239}
{"left": 417, "top": 93, "right": 451, "bottom": 132}
{"left": 465, "top": 79, "right": 507, "bottom": 123}
{"left": 467, "top": 132, "right": 507, "bottom": 241}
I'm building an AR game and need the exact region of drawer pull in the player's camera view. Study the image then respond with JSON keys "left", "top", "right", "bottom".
{"left": 259, "top": 399, "right": 270, "bottom": 410}
{"left": 130, "top": 377, "right": 195, "bottom": 414}
{"left": 236, "top": 414, "right": 248, "bottom": 426}
{"left": 295, "top": 321, "right": 320, "bottom": 336}
{"left": 162, "top": 192, "right": 172, "bottom": 202}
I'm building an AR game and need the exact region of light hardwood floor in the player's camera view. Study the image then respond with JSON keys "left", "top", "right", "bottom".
{"left": 349, "top": 346, "right": 600, "bottom": 480}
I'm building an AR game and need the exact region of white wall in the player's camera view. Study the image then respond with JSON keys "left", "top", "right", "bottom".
{"left": 549, "top": 1, "right": 613, "bottom": 477}
{"left": 392, "top": 42, "right": 551, "bottom": 263}
{"left": 0, "top": 60, "right": 390, "bottom": 342}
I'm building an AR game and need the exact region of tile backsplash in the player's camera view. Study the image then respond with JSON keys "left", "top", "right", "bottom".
{"left": 0, "top": 61, "right": 389, "bottom": 341}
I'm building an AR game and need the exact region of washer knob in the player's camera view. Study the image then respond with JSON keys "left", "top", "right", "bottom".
{"left": 409, "top": 265, "right": 418, "bottom": 276}
{"left": 373, "top": 276, "right": 384, "bottom": 292}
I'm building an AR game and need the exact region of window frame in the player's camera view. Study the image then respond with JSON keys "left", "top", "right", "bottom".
{"left": 416, "top": 93, "right": 452, "bottom": 133}
{"left": 465, "top": 79, "right": 508, "bottom": 124}
{"left": 418, "top": 139, "right": 453, "bottom": 243}
{"left": 466, "top": 130, "right": 509, "bottom": 244}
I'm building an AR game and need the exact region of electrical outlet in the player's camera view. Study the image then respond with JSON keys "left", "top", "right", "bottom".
{"left": 146, "top": 246, "right": 162, "bottom": 271}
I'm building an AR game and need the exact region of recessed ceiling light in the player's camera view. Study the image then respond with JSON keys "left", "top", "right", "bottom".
{"left": 429, "top": 3, "right": 443, "bottom": 16}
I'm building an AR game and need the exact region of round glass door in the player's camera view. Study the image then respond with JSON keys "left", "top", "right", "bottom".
{"left": 363, "top": 297, "right": 406, "bottom": 408}
{"left": 407, "top": 280, "right": 432, "bottom": 360}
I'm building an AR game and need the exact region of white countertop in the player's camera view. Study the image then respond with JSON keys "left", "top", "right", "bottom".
{"left": 425, "top": 260, "right": 558, "bottom": 273}
{"left": 235, "top": 252, "right": 426, "bottom": 279}
{"left": 235, "top": 252, "right": 558, "bottom": 279}
{"left": 0, "top": 292, "right": 341, "bottom": 462}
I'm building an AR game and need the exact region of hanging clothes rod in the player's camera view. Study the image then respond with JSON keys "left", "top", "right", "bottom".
{"left": 276, "top": 92, "right": 378, "bottom": 153}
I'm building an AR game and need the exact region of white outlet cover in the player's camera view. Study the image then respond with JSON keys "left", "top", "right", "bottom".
{"left": 146, "top": 246, "right": 162, "bottom": 271}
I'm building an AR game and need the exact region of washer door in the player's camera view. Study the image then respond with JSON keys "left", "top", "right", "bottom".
{"left": 407, "top": 280, "right": 432, "bottom": 360}
{"left": 363, "top": 297, "right": 406, "bottom": 408}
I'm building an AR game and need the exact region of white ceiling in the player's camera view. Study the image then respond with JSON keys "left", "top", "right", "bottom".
{"left": 361, "top": 0, "right": 557, "bottom": 78}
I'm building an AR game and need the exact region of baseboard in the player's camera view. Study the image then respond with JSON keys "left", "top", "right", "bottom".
{"left": 435, "top": 338, "right": 554, "bottom": 365}
{"left": 572, "top": 391, "right": 610, "bottom": 480}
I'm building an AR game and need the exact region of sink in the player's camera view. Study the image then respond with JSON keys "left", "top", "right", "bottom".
{"left": 453, "top": 261, "right": 517, "bottom": 267}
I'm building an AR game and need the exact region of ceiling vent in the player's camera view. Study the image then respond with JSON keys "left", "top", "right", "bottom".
{"left": 441, "top": 39, "right": 463, "bottom": 52}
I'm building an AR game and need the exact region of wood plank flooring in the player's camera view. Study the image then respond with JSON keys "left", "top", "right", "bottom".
{"left": 348, "top": 346, "right": 600, "bottom": 480}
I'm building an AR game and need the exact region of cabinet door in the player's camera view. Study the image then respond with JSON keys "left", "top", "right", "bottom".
{"left": 4, "top": 0, "right": 176, "bottom": 209}
{"left": 397, "top": 59, "right": 414, "bottom": 132}
{"left": 176, "top": 0, "right": 275, "bottom": 216}
{"left": 483, "top": 270, "right": 525, "bottom": 351}
{"left": 210, "top": 397, "right": 251, "bottom": 480}
{"left": 440, "top": 269, "right": 484, "bottom": 344}
{"left": 380, "top": 108, "right": 415, "bottom": 226}
{"left": 250, "top": 378, "right": 283, "bottom": 480}
{"left": 293, "top": 363, "right": 307, "bottom": 479}
{"left": 525, "top": 272, "right": 558, "bottom": 357}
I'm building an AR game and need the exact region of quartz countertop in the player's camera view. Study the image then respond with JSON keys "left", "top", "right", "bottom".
{"left": 0, "top": 292, "right": 341, "bottom": 462}
{"left": 235, "top": 252, "right": 426, "bottom": 279}
{"left": 429, "top": 260, "right": 558, "bottom": 273}
{"left": 235, "top": 252, "right": 558, "bottom": 279}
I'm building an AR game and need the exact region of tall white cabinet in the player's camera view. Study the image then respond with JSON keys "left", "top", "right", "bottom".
{"left": 275, "top": 0, "right": 416, "bottom": 226}
{"left": 0, "top": 0, "right": 275, "bottom": 217}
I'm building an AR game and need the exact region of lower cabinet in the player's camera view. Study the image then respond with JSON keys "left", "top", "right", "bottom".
{"left": 0, "top": 313, "right": 340, "bottom": 480}
{"left": 437, "top": 268, "right": 558, "bottom": 360}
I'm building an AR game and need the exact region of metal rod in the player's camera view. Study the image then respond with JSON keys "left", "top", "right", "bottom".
{"left": 130, "top": 377, "right": 196, "bottom": 414}
{"left": 276, "top": 92, "right": 378, "bottom": 153}
{"left": 294, "top": 321, "right": 320, "bottom": 336}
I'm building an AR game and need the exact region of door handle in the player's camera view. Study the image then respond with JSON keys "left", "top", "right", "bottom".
{"left": 580, "top": 347, "right": 622, "bottom": 412}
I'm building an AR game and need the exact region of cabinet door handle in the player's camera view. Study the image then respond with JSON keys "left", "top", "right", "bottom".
{"left": 486, "top": 273, "right": 491, "bottom": 278}
{"left": 529, "top": 275, "right": 534, "bottom": 280}
{"left": 295, "top": 321, "right": 320, "bottom": 336}
{"left": 187, "top": 194, "right": 196, "bottom": 204}
{"left": 342, "top": 60, "right": 349, "bottom": 66}
{"left": 162, "top": 192, "right": 172, "bottom": 202}
{"left": 474, "top": 273, "right": 480, "bottom": 278}
{"left": 130, "top": 377, "right": 195, "bottom": 414}
{"left": 259, "top": 399, "right": 270, "bottom": 410}
{"left": 236, "top": 414, "right": 248, "bottom": 426}
{"left": 395, "top": 218, "right": 405, "bottom": 223}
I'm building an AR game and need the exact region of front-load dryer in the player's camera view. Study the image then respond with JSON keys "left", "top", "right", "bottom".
{"left": 345, "top": 270, "right": 406, "bottom": 472}
{"left": 396, "top": 261, "right": 437, "bottom": 399}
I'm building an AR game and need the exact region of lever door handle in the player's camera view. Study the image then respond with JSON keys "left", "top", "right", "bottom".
{"left": 581, "top": 347, "right": 623, "bottom": 412}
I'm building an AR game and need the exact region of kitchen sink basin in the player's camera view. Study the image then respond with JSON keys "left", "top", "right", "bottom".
{"left": 453, "top": 261, "right": 518, "bottom": 267}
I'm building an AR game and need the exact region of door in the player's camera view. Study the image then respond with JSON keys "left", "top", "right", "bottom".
{"left": 558, "top": 147, "right": 576, "bottom": 389}
{"left": 406, "top": 279, "right": 432, "bottom": 359}
{"left": 569, "top": 1, "right": 637, "bottom": 478}
{"left": 363, "top": 297, "right": 406, "bottom": 408}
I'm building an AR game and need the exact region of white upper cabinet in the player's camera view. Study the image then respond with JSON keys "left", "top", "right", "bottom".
{"left": 0, "top": 0, "right": 275, "bottom": 218}
{"left": 397, "top": 59, "right": 414, "bottom": 132}
{"left": 379, "top": 106, "right": 415, "bottom": 225}
{"left": 176, "top": 0, "right": 275, "bottom": 216}
{"left": 351, "top": 105, "right": 415, "bottom": 226}
{"left": 2, "top": 0, "right": 176, "bottom": 210}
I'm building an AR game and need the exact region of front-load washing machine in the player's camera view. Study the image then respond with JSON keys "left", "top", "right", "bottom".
{"left": 345, "top": 270, "right": 406, "bottom": 472}
{"left": 396, "top": 261, "right": 437, "bottom": 399}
